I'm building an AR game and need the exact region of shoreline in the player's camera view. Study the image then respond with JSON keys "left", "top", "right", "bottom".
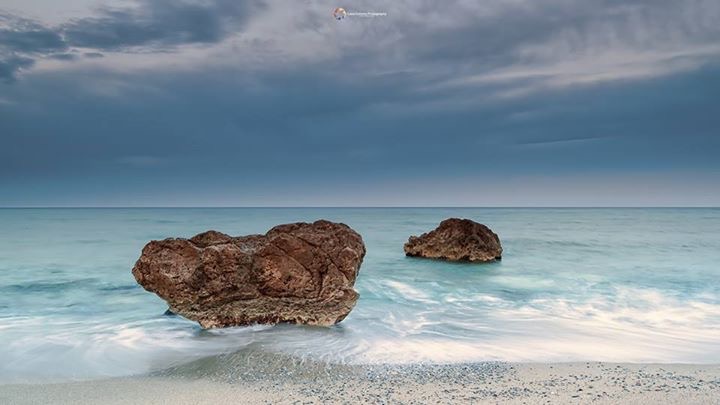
{"left": 2, "top": 362, "right": 719, "bottom": 404}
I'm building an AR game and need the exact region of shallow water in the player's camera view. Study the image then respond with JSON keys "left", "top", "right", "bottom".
{"left": 1, "top": 208, "right": 719, "bottom": 382}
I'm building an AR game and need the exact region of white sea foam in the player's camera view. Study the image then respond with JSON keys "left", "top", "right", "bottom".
{"left": 362, "top": 287, "right": 718, "bottom": 363}
{"left": 383, "top": 280, "right": 436, "bottom": 303}
{"left": 4, "top": 287, "right": 719, "bottom": 383}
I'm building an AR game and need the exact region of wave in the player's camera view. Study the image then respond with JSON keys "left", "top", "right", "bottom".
{"left": 0, "top": 278, "right": 99, "bottom": 293}
{"left": 1, "top": 286, "right": 719, "bottom": 384}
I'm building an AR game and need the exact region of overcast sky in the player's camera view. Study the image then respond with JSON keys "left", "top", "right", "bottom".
{"left": 1, "top": 0, "right": 719, "bottom": 206}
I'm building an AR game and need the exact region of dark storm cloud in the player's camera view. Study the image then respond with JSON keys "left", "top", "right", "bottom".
{"left": 0, "top": 54, "right": 33, "bottom": 82}
{"left": 0, "top": 12, "right": 65, "bottom": 80}
{"left": 0, "top": 26, "right": 65, "bottom": 54}
{"left": 61, "top": 0, "right": 263, "bottom": 49}
{"left": 2, "top": 63, "right": 718, "bottom": 175}
{"left": 0, "top": 13, "right": 66, "bottom": 53}
{"left": 2, "top": 62, "right": 719, "bottom": 206}
{"left": 47, "top": 53, "right": 78, "bottom": 61}
{"left": 0, "top": 0, "right": 263, "bottom": 80}
{"left": 1, "top": 0, "right": 718, "bottom": 83}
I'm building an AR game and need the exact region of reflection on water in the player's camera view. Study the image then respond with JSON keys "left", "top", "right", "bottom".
{"left": 0, "top": 208, "right": 719, "bottom": 382}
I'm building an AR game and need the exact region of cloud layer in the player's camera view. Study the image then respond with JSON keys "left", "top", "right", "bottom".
{"left": 1, "top": 0, "right": 719, "bottom": 205}
{"left": 2, "top": 0, "right": 720, "bottom": 84}
{"left": 0, "top": 0, "right": 262, "bottom": 80}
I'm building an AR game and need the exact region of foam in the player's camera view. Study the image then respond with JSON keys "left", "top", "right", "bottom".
{"left": 2, "top": 286, "right": 720, "bottom": 383}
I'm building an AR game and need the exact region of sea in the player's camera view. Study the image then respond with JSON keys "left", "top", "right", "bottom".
{"left": 1, "top": 208, "right": 719, "bottom": 383}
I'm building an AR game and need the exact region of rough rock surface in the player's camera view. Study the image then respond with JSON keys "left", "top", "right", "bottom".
{"left": 132, "top": 220, "right": 365, "bottom": 328}
{"left": 404, "top": 218, "right": 502, "bottom": 262}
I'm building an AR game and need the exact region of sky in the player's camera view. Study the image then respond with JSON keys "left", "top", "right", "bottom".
{"left": 0, "top": 0, "right": 719, "bottom": 207}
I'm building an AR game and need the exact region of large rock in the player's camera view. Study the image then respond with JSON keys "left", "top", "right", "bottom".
{"left": 404, "top": 218, "right": 502, "bottom": 262}
{"left": 132, "top": 220, "right": 365, "bottom": 328}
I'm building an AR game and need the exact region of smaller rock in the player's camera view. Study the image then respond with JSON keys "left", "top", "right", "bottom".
{"left": 404, "top": 218, "right": 502, "bottom": 262}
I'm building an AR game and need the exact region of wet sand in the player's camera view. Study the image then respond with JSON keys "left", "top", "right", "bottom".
{"left": 2, "top": 362, "right": 719, "bottom": 404}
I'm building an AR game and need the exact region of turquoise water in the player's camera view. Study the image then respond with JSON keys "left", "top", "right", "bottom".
{"left": 1, "top": 208, "right": 719, "bottom": 382}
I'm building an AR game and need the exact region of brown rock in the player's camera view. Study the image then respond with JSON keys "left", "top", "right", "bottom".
{"left": 404, "top": 218, "right": 502, "bottom": 262}
{"left": 131, "top": 220, "right": 365, "bottom": 328}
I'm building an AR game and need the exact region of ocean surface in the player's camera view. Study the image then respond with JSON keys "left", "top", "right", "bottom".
{"left": 1, "top": 208, "right": 719, "bottom": 383}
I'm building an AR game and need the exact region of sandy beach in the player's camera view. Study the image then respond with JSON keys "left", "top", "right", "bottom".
{"left": 2, "top": 362, "right": 719, "bottom": 404}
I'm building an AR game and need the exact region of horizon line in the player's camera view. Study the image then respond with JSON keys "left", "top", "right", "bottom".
{"left": 1, "top": 206, "right": 718, "bottom": 209}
